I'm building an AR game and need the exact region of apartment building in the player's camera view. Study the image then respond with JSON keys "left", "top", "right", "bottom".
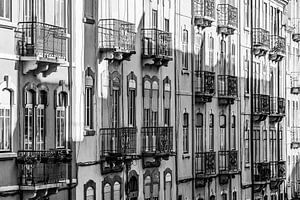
{"left": 0, "top": 0, "right": 74, "bottom": 200}
{"left": 285, "top": 0, "right": 300, "bottom": 199}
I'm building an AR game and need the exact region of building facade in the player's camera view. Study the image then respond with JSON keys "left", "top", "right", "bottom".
{"left": 0, "top": 0, "right": 298, "bottom": 200}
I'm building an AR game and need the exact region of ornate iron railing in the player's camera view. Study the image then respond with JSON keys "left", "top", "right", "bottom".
{"left": 195, "top": 151, "right": 216, "bottom": 175}
{"left": 141, "top": 126, "right": 173, "bottom": 154}
{"left": 269, "top": 35, "right": 286, "bottom": 55}
{"left": 98, "top": 19, "right": 136, "bottom": 52}
{"left": 100, "top": 127, "right": 137, "bottom": 156}
{"left": 253, "top": 28, "right": 270, "bottom": 49}
{"left": 253, "top": 94, "right": 270, "bottom": 115}
{"left": 218, "top": 75, "right": 238, "bottom": 98}
{"left": 270, "top": 97, "right": 286, "bottom": 115}
{"left": 218, "top": 150, "right": 238, "bottom": 173}
{"left": 270, "top": 161, "right": 285, "bottom": 179}
{"left": 17, "top": 22, "right": 67, "bottom": 59}
{"left": 194, "top": 0, "right": 215, "bottom": 20}
{"left": 195, "top": 71, "right": 215, "bottom": 95}
{"left": 254, "top": 162, "right": 270, "bottom": 182}
{"left": 17, "top": 149, "right": 72, "bottom": 164}
{"left": 217, "top": 4, "right": 238, "bottom": 28}
{"left": 141, "top": 28, "right": 172, "bottom": 58}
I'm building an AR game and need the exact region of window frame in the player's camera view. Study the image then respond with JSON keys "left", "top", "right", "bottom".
{"left": 0, "top": 0, "right": 11, "bottom": 21}
{"left": 183, "top": 112, "right": 189, "bottom": 153}
{"left": 182, "top": 29, "right": 189, "bottom": 70}
{"left": 244, "top": 120, "right": 250, "bottom": 164}
{"left": 127, "top": 72, "right": 137, "bottom": 127}
{"left": 163, "top": 77, "right": 171, "bottom": 126}
{"left": 84, "top": 68, "right": 95, "bottom": 130}
{"left": 0, "top": 89, "right": 12, "bottom": 152}
{"left": 84, "top": 180, "right": 96, "bottom": 200}
{"left": 143, "top": 76, "right": 152, "bottom": 127}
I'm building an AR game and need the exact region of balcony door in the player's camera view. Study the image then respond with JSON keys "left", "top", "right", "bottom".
{"left": 24, "top": 0, "right": 44, "bottom": 22}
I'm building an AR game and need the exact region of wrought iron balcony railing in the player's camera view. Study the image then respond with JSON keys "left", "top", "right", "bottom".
{"left": 253, "top": 28, "right": 270, "bottom": 56}
{"left": 254, "top": 162, "right": 270, "bottom": 182}
{"left": 195, "top": 71, "right": 215, "bottom": 103}
{"left": 218, "top": 75, "right": 238, "bottom": 98}
{"left": 195, "top": 152, "right": 216, "bottom": 176}
{"left": 17, "top": 149, "right": 72, "bottom": 164}
{"left": 253, "top": 94, "right": 270, "bottom": 116}
{"left": 100, "top": 127, "right": 137, "bottom": 157}
{"left": 217, "top": 4, "right": 238, "bottom": 35}
{"left": 141, "top": 28, "right": 172, "bottom": 59}
{"left": 270, "top": 97, "right": 286, "bottom": 115}
{"left": 17, "top": 22, "right": 67, "bottom": 59}
{"left": 270, "top": 161, "right": 286, "bottom": 180}
{"left": 218, "top": 150, "right": 238, "bottom": 173}
{"left": 269, "top": 35, "right": 286, "bottom": 62}
{"left": 16, "top": 150, "right": 71, "bottom": 187}
{"left": 194, "top": 0, "right": 215, "bottom": 27}
{"left": 98, "top": 19, "right": 136, "bottom": 53}
{"left": 141, "top": 126, "right": 173, "bottom": 155}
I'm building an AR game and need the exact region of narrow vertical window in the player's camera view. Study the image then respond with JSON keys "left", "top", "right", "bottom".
{"left": 36, "top": 90, "right": 47, "bottom": 150}
{"left": 24, "top": 90, "right": 34, "bottom": 150}
{"left": 163, "top": 77, "right": 171, "bottom": 126}
{"left": 0, "top": 89, "right": 11, "bottom": 152}
{"left": 254, "top": 129, "right": 260, "bottom": 163}
{"left": 55, "top": 0, "right": 65, "bottom": 27}
{"left": 112, "top": 77, "right": 120, "bottom": 128}
{"left": 113, "top": 182, "right": 121, "bottom": 200}
{"left": 195, "top": 113, "right": 204, "bottom": 153}
{"left": 164, "top": 173, "right": 172, "bottom": 200}
{"left": 152, "top": 170, "right": 160, "bottom": 200}
{"left": 128, "top": 74, "right": 136, "bottom": 127}
{"left": 0, "top": 0, "right": 11, "bottom": 20}
{"left": 270, "top": 130, "right": 277, "bottom": 162}
{"left": 144, "top": 176, "right": 151, "bottom": 200}
{"left": 263, "top": 130, "right": 268, "bottom": 162}
{"left": 84, "top": 0, "right": 94, "bottom": 19}
{"left": 279, "top": 128, "right": 283, "bottom": 160}
{"left": 220, "top": 115, "right": 226, "bottom": 150}
{"left": 231, "top": 115, "right": 236, "bottom": 150}
{"left": 245, "top": 0, "right": 249, "bottom": 27}
{"left": 245, "top": 120, "right": 249, "bottom": 163}
{"left": 103, "top": 183, "right": 111, "bottom": 200}
{"left": 152, "top": 9, "right": 158, "bottom": 28}
{"left": 152, "top": 80, "right": 159, "bottom": 127}
{"left": 56, "top": 92, "right": 67, "bottom": 148}
{"left": 183, "top": 113, "right": 189, "bottom": 153}
{"left": 85, "top": 75, "right": 94, "bottom": 130}
{"left": 231, "top": 44, "right": 236, "bottom": 75}
{"left": 143, "top": 79, "right": 151, "bottom": 127}
{"left": 182, "top": 29, "right": 188, "bottom": 69}
{"left": 245, "top": 51, "right": 250, "bottom": 94}
{"left": 209, "top": 37, "right": 214, "bottom": 71}
{"left": 209, "top": 114, "right": 214, "bottom": 151}
{"left": 84, "top": 180, "right": 96, "bottom": 200}
{"left": 164, "top": 18, "right": 169, "bottom": 32}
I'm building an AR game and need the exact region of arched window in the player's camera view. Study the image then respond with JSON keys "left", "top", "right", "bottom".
{"left": 24, "top": 89, "right": 35, "bottom": 150}
{"left": 128, "top": 175, "right": 138, "bottom": 200}
{"left": 231, "top": 115, "right": 236, "bottom": 150}
{"left": 164, "top": 172, "right": 172, "bottom": 200}
{"left": 113, "top": 182, "right": 121, "bottom": 200}
{"left": 36, "top": 89, "right": 47, "bottom": 150}
{"left": 111, "top": 75, "right": 120, "bottom": 128}
{"left": 127, "top": 72, "right": 137, "bottom": 127}
{"left": 222, "top": 193, "right": 227, "bottom": 200}
{"left": 209, "top": 114, "right": 214, "bottom": 150}
{"left": 152, "top": 79, "right": 159, "bottom": 127}
{"left": 0, "top": 89, "right": 12, "bottom": 151}
{"left": 144, "top": 176, "right": 151, "bottom": 200}
{"left": 85, "top": 71, "right": 94, "bottom": 130}
{"left": 182, "top": 29, "right": 188, "bottom": 69}
{"left": 233, "top": 191, "right": 237, "bottom": 200}
{"left": 56, "top": 92, "right": 67, "bottom": 148}
{"left": 163, "top": 77, "right": 171, "bottom": 126}
{"left": 209, "top": 195, "right": 215, "bottom": 200}
{"left": 195, "top": 113, "right": 204, "bottom": 153}
{"left": 143, "top": 77, "right": 151, "bottom": 127}
{"left": 84, "top": 180, "right": 96, "bottom": 200}
{"left": 104, "top": 183, "right": 111, "bottom": 200}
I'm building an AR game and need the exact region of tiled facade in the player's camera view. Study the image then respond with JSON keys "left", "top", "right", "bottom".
{"left": 0, "top": 0, "right": 298, "bottom": 200}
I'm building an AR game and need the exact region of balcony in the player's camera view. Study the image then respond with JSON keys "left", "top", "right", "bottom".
{"left": 16, "top": 22, "right": 68, "bottom": 76}
{"left": 269, "top": 35, "right": 286, "bottom": 62}
{"left": 269, "top": 97, "right": 286, "bottom": 123}
{"left": 253, "top": 94, "right": 270, "bottom": 121}
{"left": 194, "top": 0, "right": 215, "bottom": 28}
{"left": 195, "top": 152, "right": 216, "bottom": 187}
{"left": 141, "top": 126, "right": 174, "bottom": 168}
{"left": 217, "top": 75, "right": 238, "bottom": 105}
{"left": 217, "top": 4, "right": 238, "bottom": 36}
{"left": 141, "top": 29, "right": 172, "bottom": 67}
{"left": 218, "top": 150, "right": 238, "bottom": 184}
{"left": 270, "top": 161, "right": 286, "bottom": 190}
{"left": 16, "top": 150, "right": 71, "bottom": 193}
{"left": 98, "top": 19, "right": 136, "bottom": 61}
{"left": 194, "top": 71, "right": 215, "bottom": 103}
{"left": 253, "top": 28, "right": 270, "bottom": 57}
{"left": 291, "top": 128, "right": 300, "bottom": 149}
{"left": 254, "top": 162, "right": 270, "bottom": 183}
{"left": 99, "top": 127, "right": 137, "bottom": 174}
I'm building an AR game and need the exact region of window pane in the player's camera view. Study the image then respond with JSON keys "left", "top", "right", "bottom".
{"left": 0, "top": 0, "right": 4, "bottom": 18}
{"left": 113, "top": 182, "right": 121, "bottom": 200}
{"left": 86, "top": 186, "right": 94, "bottom": 200}
{"left": 104, "top": 184, "right": 111, "bottom": 200}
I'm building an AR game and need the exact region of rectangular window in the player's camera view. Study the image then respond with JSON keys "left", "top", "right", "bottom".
{"left": 55, "top": 0, "right": 65, "bottom": 27}
{"left": 183, "top": 113, "right": 189, "bottom": 153}
{"left": 0, "top": 0, "right": 11, "bottom": 20}
{"left": 56, "top": 107, "right": 66, "bottom": 148}
{"left": 112, "top": 89, "right": 119, "bottom": 128}
{"left": 231, "top": 115, "right": 236, "bottom": 150}
{"left": 24, "top": 106, "right": 33, "bottom": 150}
{"left": 128, "top": 89, "right": 136, "bottom": 127}
{"left": 84, "top": 0, "right": 94, "bottom": 18}
{"left": 152, "top": 9, "right": 158, "bottom": 28}
{"left": 164, "top": 18, "right": 169, "bottom": 32}
{"left": 209, "top": 114, "right": 214, "bottom": 150}
{"left": 263, "top": 130, "right": 267, "bottom": 161}
{"left": 270, "top": 130, "right": 277, "bottom": 161}
{"left": 182, "top": 29, "right": 188, "bottom": 69}
{"left": 279, "top": 129, "right": 283, "bottom": 160}
{"left": 220, "top": 115, "right": 226, "bottom": 151}
{"left": 245, "top": 122, "right": 249, "bottom": 163}
{"left": 85, "top": 87, "right": 93, "bottom": 129}
{"left": 36, "top": 106, "right": 45, "bottom": 150}
{"left": 244, "top": 0, "right": 249, "bottom": 28}
{"left": 245, "top": 52, "right": 250, "bottom": 94}
{"left": 195, "top": 113, "right": 203, "bottom": 153}
{"left": 152, "top": 87, "right": 159, "bottom": 127}
{"left": 254, "top": 129, "right": 260, "bottom": 163}
{"left": 0, "top": 108, "right": 10, "bottom": 151}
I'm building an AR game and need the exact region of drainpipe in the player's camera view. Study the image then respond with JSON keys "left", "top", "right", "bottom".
{"left": 191, "top": 0, "right": 195, "bottom": 199}
{"left": 249, "top": 0, "right": 254, "bottom": 198}
{"left": 67, "top": 0, "right": 73, "bottom": 199}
